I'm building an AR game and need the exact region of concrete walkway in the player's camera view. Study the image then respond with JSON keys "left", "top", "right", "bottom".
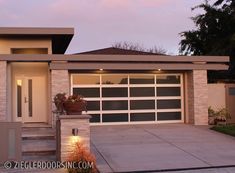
{"left": 91, "top": 124, "right": 235, "bottom": 173}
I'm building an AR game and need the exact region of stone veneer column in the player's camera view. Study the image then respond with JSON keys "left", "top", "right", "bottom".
{"left": 187, "top": 70, "right": 208, "bottom": 125}
{"left": 57, "top": 115, "right": 91, "bottom": 162}
{"left": 51, "top": 70, "right": 70, "bottom": 110}
{"left": 0, "top": 61, "right": 7, "bottom": 121}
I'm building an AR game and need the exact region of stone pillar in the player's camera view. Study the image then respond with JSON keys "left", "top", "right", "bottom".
{"left": 51, "top": 69, "right": 70, "bottom": 99}
{"left": 51, "top": 70, "right": 69, "bottom": 125}
{"left": 0, "top": 61, "right": 7, "bottom": 121}
{"left": 187, "top": 70, "right": 208, "bottom": 125}
{"left": 57, "top": 115, "right": 91, "bottom": 162}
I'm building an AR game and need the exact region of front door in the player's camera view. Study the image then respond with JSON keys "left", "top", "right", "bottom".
{"left": 14, "top": 76, "right": 47, "bottom": 123}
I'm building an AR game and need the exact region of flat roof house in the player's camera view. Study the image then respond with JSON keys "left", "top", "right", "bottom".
{"left": 0, "top": 27, "right": 229, "bottom": 126}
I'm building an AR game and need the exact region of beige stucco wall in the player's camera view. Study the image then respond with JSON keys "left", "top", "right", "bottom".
{"left": 0, "top": 37, "right": 52, "bottom": 54}
{"left": 208, "top": 84, "right": 226, "bottom": 110}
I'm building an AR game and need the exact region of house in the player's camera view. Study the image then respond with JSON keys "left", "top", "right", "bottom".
{"left": 0, "top": 27, "right": 229, "bottom": 126}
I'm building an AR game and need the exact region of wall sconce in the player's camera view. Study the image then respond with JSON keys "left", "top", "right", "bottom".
{"left": 72, "top": 128, "right": 79, "bottom": 136}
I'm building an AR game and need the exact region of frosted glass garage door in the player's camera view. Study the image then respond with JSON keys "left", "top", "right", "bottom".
{"left": 71, "top": 74, "right": 184, "bottom": 124}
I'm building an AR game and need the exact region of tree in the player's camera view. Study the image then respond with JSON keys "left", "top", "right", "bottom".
{"left": 113, "top": 41, "right": 167, "bottom": 55}
{"left": 179, "top": 0, "right": 235, "bottom": 82}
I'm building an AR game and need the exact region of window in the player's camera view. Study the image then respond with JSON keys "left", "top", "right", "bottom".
{"left": 157, "top": 87, "right": 181, "bottom": 96}
{"left": 157, "top": 112, "right": 181, "bottom": 121}
{"left": 72, "top": 75, "right": 100, "bottom": 85}
{"left": 73, "top": 88, "right": 100, "bottom": 98}
{"left": 229, "top": 88, "right": 235, "bottom": 95}
{"left": 130, "top": 75, "right": 154, "bottom": 84}
{"left": 102, "top": 75, "right": 128, "bottom": 84}
{"left": 157, "top": 100, "right": 181, "bottom": 109}
{"left": 130, "top": 87, "right": 155, "bottom": 97}
{"left": 102, "top": 88, "right": 128, "bottom": 97}
{"left": 156, "top": 75, "right": 180, "bottom": 84}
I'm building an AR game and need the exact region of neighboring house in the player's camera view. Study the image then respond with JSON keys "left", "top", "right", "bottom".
{"left": 0, "top": 27, "right": 230, "bottom": 126}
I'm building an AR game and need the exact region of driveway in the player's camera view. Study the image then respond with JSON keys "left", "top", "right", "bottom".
{"left": 91, "top": 124, "right": 235, "bottom": 173}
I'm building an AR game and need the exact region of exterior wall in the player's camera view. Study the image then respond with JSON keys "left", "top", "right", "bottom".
{"left": 186, "top": 70, "right": 208, "bottom": 125}
{"left": 51, "top": 70, "right": 70, "bottom": 113}
{"left": 57, "top": 115, "right": 90, "bottom": 162}
{"left": 0, "top": 61, "right": 7, "bottom": 121}
{"left": 208, "top": 84, "right": 235, "bottom": 124}
{"left": 0, "top": 122, "right": 22, "bottom": 163}
{"left": 0, "top": 37, "right": 52, "bottom": 54}
{"left": 208, "top": 84, "right": 226, "bottom": 110}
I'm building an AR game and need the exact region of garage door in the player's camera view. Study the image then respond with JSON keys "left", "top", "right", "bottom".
{"left": 71, "top": 73, "right": 184, "bottom": 124}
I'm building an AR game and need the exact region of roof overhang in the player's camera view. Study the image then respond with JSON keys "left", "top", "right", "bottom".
{"left": 0, "top": 54, "right": 229, "bottom": 71}
{"left": 0, "top": 27, "right": 74, "bottom": 54}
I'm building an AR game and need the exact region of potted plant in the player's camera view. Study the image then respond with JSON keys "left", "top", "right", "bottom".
{"left": 208, "top": 107, "right": 231, "bottom": 125}
{"left": 214, "top": 108, "right": 231, "bottom": 125}
{"left": 54, "top": 93, "right": 66, "bottom": 115}
{"left": 54, "top": 93, "right": 87, "bottom": 115}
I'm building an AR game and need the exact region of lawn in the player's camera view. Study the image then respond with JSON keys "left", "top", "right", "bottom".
{"left": 211, "top": 125, "right": 235, "bottom": 137}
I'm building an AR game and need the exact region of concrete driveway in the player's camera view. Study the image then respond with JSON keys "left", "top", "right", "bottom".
{"left": 91, "top": 124, "right": 235, "bottom": 173}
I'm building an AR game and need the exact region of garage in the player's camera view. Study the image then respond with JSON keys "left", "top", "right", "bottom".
{"left": 71, "top": 73, "right": 184, "bottom": 124}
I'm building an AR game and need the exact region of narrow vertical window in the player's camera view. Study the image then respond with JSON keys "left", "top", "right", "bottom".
{"left": 28, "top": 79, "right": 33, "bottom": 117}
{"left": 16, "top": 80, "right": 22, "bottom": 117}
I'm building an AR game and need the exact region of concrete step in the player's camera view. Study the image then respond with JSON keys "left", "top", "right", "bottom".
{"left": 22, "top": 140, "right": 56, "bottom": 153}
{"left": 22, "top": 127, "right": 56, "bottom": 140}
{"left": 22, "top": 127, "right": 56, "bottom": 161}
{"left": 22, "top": 155, "right": 56, "bottom": 161}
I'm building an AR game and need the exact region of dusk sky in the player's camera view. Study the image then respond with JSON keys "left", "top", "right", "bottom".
{"left": 0, "top": 0, "right": 206, "bottom": 55}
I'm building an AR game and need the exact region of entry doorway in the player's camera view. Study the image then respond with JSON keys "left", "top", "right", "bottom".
{"left": 11, "top": 63, "right": 49, "bottom": 123}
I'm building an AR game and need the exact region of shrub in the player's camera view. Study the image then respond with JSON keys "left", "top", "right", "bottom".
{"left": 67, "top": 142, "right": 98, "bottom": 173}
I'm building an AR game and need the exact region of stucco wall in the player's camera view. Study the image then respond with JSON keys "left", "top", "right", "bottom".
{"left": 0, "top": 37, "right": 52, "bottom": 54}
{"left": 208, "top": 84, "right": 226, "bottom": 110}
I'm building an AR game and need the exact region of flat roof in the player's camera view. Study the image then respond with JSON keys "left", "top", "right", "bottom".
{"left": 0, "top": 27, "right": 74, "bottom": 54}
{"left": 0, "top": 54, "right": 229, "bottom": 71}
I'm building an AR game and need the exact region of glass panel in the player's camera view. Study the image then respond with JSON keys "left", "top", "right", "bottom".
{"left": 157, "top": 87, "right": 181, "bottom": 96}
{"left": 90, "top": 114, "right": 100, "bottom": 123}
{"left": 28, "top": 79, "right": 33, "bottom": 117}
{"left": 157, "top": 112, "right": 181, "bottom": 121}
{"left": 102, "top": 113, "right": 128, "bottom": 122}
{"left": 102, "top": 101, "right": 128, "bottom": 110}
{"left": 130, "top": 100, "right": 155, "bottom": 110}
{"left": 87, "top": 101, "right": 100, "bottom": 111}
{"left": 102, "top": 88, "right": 128, "bottom": 97}
{"left": 130, "top": 75, "right": 154, "bottom": 84}
{"left": 11, "top": 48, "right": 48, "bottom": 54}
{"left": 130, "top": 87, "right": 155, "bottom": 97}
{"left": 130, "top": 113, "right": 155, "bottom": 121}
{"left": 229, "top": 88, "right": 235, "bottom": 95}
{"left": 72, "top": 75, "right": 100, "bottom": 85}
{"left": 16, "top": 80, "right": 22, "bottom": 117}
{"left": 73, "top": 88, "right": 100, "bottom": 98}
{"left": 156, "top": 75, "right": 180, "bottom": 84}
{"left": 157, "top": 100, "right": 181, "bottom": 109}
{"left": 102, "top": 75, "right": 128, "bottom": 84}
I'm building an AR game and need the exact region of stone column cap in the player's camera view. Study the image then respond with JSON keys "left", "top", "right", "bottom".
{"left": 58, "top": 114, "right": 91, "bottom": 120}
